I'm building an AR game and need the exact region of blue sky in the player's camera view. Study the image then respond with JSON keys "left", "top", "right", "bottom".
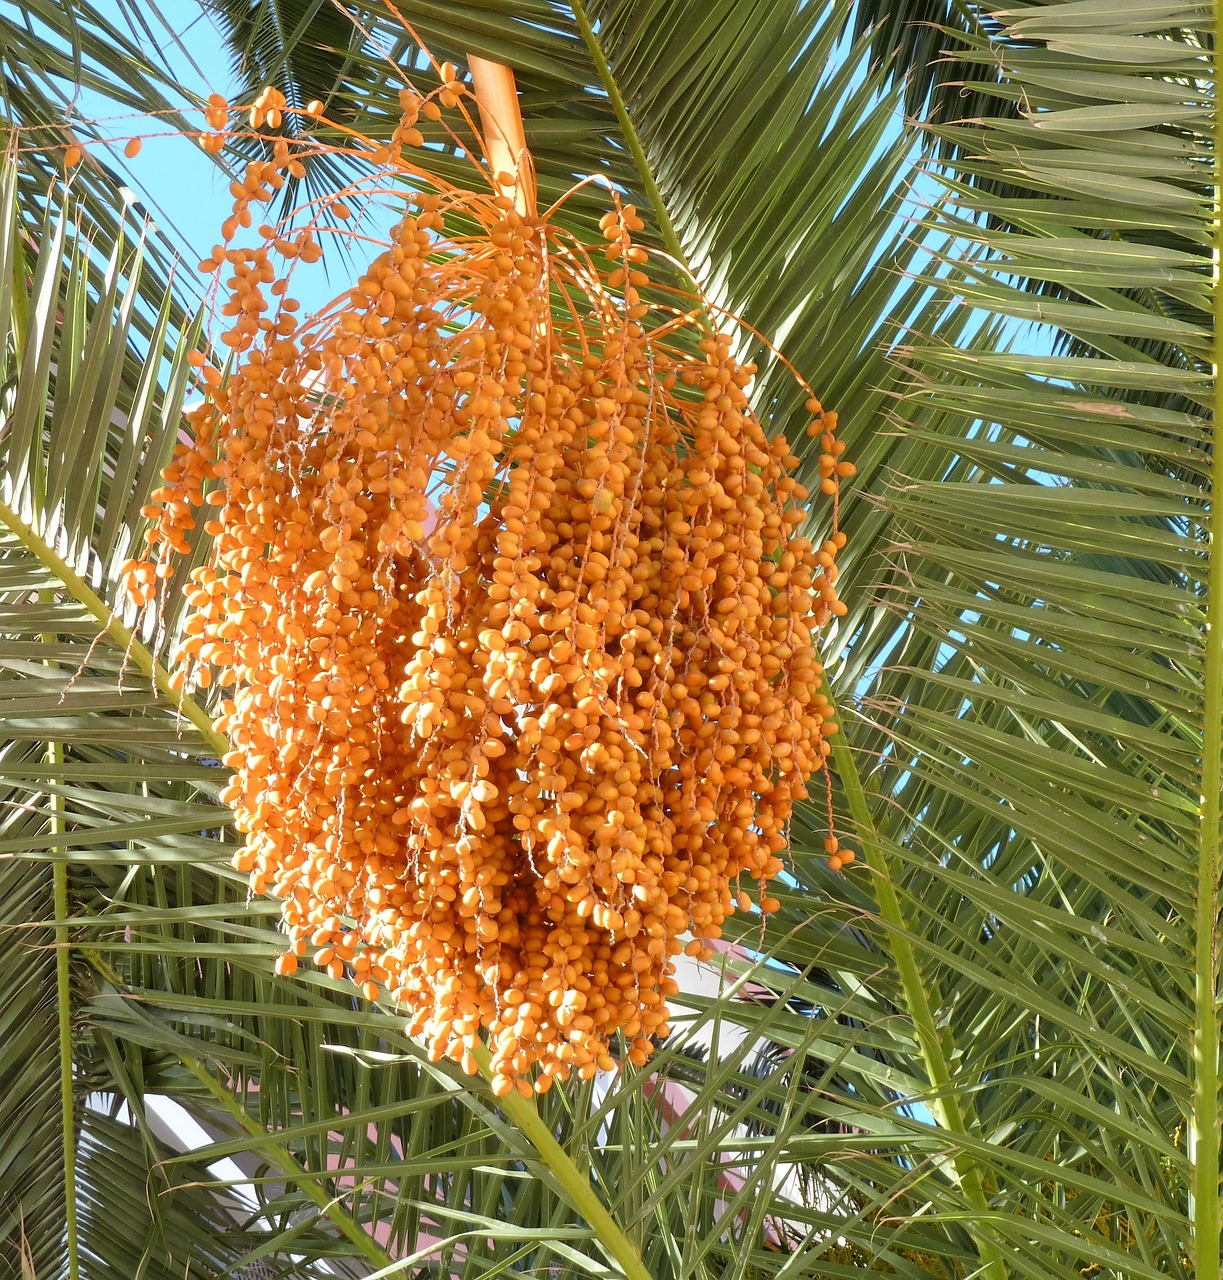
{"left": 83, "top": 0, "right": 357, "bottom": 319}
{"left": 91, "top": 1, "right": 237, "bottom": 261}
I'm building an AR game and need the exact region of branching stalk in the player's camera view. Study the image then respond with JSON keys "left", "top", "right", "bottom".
{"left": 472, "top": 1044, "right": 652, "bottom": 1280}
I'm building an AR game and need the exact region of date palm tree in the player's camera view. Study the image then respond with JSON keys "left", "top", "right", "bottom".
{"left": 0, "top": 1, "right": 1217, "bottom": 1277}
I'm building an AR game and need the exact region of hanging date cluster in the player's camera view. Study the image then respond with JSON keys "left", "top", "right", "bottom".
{"left": 125, "top": 76, "right": 853, "bottom": 1095}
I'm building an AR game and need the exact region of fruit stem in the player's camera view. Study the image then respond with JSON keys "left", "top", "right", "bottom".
{"left": 468, "top": 57, "right": 536, "bottom": 217}
{"left": 472, "top": 1044, "right": 652, "bottom": 1280}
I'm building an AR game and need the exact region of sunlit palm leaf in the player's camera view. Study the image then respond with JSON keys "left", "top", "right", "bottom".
{"left": 0, "top": 1, "right": 212, "bottom": 319}
{"left": 796, "top": 1, "right": 1215, "bottom": 1276}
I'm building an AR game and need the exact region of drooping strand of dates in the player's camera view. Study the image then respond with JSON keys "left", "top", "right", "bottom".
{"left": 123, "top": 72, "right": 855, "bottom": 1097}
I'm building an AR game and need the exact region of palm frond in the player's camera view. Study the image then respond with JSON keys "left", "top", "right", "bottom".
{"left": 786, "top": 1, "right": 1216, "bottom": 1275}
